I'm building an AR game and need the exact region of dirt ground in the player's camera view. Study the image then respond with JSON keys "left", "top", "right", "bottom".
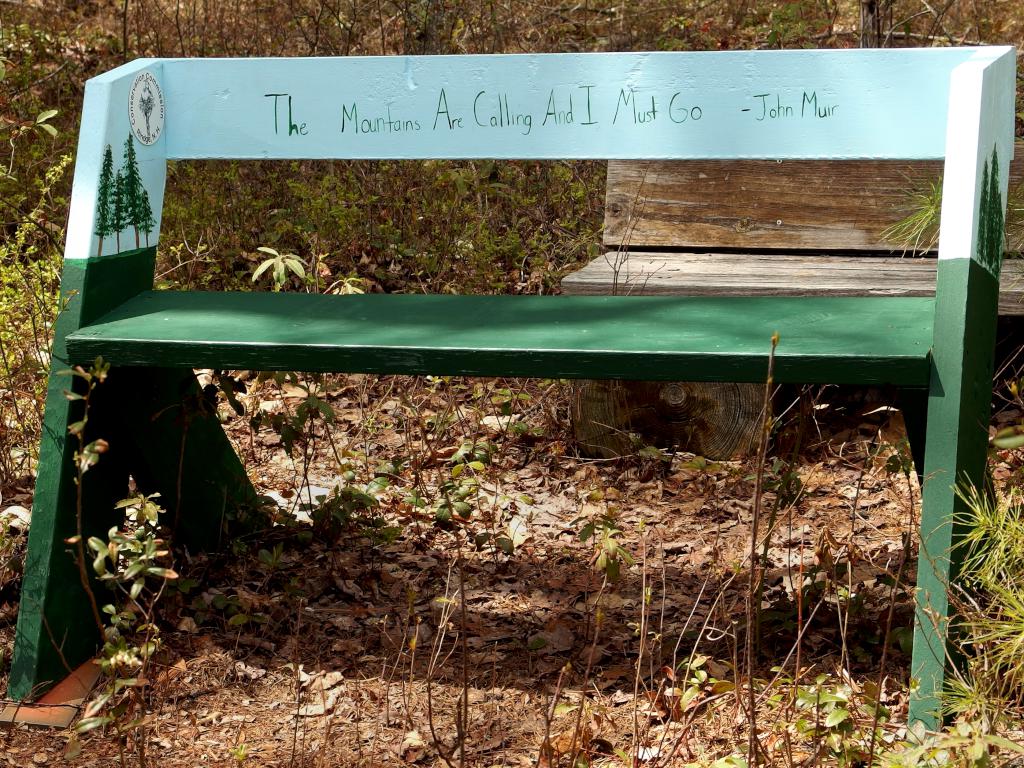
{"left": 0, "top": 374, "right": 1011, "bottom": 767}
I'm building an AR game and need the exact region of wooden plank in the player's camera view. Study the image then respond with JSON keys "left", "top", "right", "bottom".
{"left": 0, "top": 661, "right": 101, "bottom": 729}
{"left": 66, "top": 291, "right": 934, "bottom": 386}
{"left": 602, "top": 141, "right": 1024, "bottom": 251}
{"left": 156, "top": 49, "right": 994, "bottom": 161}
{"left": 561, "top": 252, "right": 1024, "bottom": 314}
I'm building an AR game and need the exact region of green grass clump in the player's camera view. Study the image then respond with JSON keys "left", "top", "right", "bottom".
{"left": 949, "top": 484, "right": 1024, "bottom": 719}
{"left": 881, "top": 178, "right": 943, "bottom": 255}
{"left": 884, "top": 179, "right": 1024, "bottom": 258}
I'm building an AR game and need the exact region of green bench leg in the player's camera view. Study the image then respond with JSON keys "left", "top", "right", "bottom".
{"left": 909, "top": 257, "right": 1000, "bottom": 730}
{"left": 7, "top": 361, "right": 130, "bottom": 700}
{"left": 8, "top": 250, "right": 259, "bottom": 701}
{"left": 7, "top": 251, "right": 153, "bottom": 700}
{"left": 112, "top": 367, "right": 261, "bottom": 552}
{"left": 10, "top": 364, "right": 259, "bottom": 700}
{"left": 898, "top": 388, "right": 928, "bottom": 486}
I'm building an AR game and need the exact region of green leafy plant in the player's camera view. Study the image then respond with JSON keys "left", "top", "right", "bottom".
{"left": 881, "top": 721, "right": 1024, "bottom": 768}
{"left": 578, "top": 513, "right": 634, "bottom": 581}
{"left": 229, "top": 742, "right": 251, "bottom": 764}
{"left": 309, "top": 481, "right": 383, "bottom": 537}
{"left": 433, "top": 464, "right": 480, "bottom": 523}
{"left": 791, "top": 676, "right": 877, "bottom": 765}
{"left": 252, "top": 246, "right": 306, "bottom": 291}
{"left": 0, "top": 55, "right": 59, "bottom": 179}
{"left": 0, "top": 153, "right": 69, "bottom": 480}
{"left": 75, "top": 491, "right": 179, "bottom": 745}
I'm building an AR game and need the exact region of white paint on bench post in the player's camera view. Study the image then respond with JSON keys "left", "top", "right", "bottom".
{"left": 64, "top": 60, "right": 167, "bottom": 260}
{"left": 160, "top": 49, "right": 994, "bottom": 162}
{"left": 936, "top": 47, "right": 1017, "bottom": 270}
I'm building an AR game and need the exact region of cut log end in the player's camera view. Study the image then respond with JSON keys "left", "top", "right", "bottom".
{"left": 571, "top": 380, "right": 762, "bottom": 460}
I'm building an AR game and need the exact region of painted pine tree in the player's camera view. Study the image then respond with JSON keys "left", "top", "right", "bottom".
{"left": 977, "top": 148, "right": 1004, "bottom": 278}
{"left": 121, "top": 134, "right": 145, "bottom": 248}
{"left": 136, "top": 186, "right": 155, "bottom": 247}
{"left": 94, "top": 145, "right": 115, "bottom": 257}
{"left": 112, "top": 169, "right": 126, "bottom": 253}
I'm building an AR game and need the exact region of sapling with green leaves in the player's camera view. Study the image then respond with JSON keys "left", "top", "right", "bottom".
{"left": 60, "top": 358, "right": 179, "bottom": 761}
{"left": 63, "top": 357, "right": 112, "bottom": 635}
{"left": 252, "top": 246, "right": 306, "bottom": 291}
{"left": 75, "top": 489, "right": 178, "bottom": 766}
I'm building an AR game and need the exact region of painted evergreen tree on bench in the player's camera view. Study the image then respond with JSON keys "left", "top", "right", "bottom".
{"left": 95, "top": 135, "right": 155, "bottom": 257}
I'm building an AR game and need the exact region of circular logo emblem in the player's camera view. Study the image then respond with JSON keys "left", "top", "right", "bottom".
{"left": 129, "top": 71, "right": 164, "bottom": 146}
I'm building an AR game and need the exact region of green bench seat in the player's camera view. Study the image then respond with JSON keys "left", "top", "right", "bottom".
{"left": 67, "top": 291, "right": 935, "bottom": 385}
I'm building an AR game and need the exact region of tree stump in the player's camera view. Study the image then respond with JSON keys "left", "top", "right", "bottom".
{"left": 571, "top": 380, "right": 762, "bottom": 460}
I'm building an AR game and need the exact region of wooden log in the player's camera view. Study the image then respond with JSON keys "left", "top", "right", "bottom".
{"left": 572, "top": 380, "right": 762, "bottom": 460}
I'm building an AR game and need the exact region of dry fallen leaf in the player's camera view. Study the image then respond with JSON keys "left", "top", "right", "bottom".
{"left": 400, "top": 729, "right": 428, "bottom": 763}
{"left": 297, "top": 689, "right": 339, "bottom": 717}
{"left": 542, "top": 722, "right": 593, "bottom": 764}
{"left": 528, "top": 619, "right": 575, "bottom": 655}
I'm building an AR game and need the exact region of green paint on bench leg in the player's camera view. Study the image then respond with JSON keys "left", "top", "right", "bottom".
{"left": 897, "top": 388, "right": 928, "bottom": 486}
{"left": 67, "top": 293, "right": 935, "bottom": 386}
{"left": 8, "top": 248, "right": 156, "bottom": 700}
{"left": 910, "top": 257, "right": 1001, "bottom": 729}
{"left": 911, "top": 148, "right": 1006, "bottom": 727}
{"left": 10, "top": 247, "right": 260, "bottom": 699}
{"left": 110, "top": 367, "right": 260, "bottom": 552}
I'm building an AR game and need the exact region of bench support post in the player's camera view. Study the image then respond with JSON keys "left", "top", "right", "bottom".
{"left": 909, "top": 49, "right": 1015, "bottom": 729}
{"left": 897, "top": 388, "right": 928, "bottom": 485}
{"left": 8, "top": 63, "right": 259, "bottom": 701}
{"left": 9, "top": 251, "right": 154, "bottom": 700}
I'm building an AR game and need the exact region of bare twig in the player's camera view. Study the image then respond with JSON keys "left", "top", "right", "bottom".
{"left": 746, "top": 332, "right": 779, "bottom": 767}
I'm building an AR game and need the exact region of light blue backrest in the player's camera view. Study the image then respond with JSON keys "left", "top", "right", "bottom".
{"left": 162, "top": 50, "right": 984, "bottom": 161}
{"left": 65, "top": 48, "right": 1016, "bottom": 262}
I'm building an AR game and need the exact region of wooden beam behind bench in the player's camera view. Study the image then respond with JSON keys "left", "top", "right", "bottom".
{"left": 603, "top": 142, "right": 1024, "bottom": 251}
{"left": 562, "top": 253, "right": 1024, "bottom": 315}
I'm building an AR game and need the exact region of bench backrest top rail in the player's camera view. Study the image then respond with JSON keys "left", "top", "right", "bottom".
{"left": 64, "top": 47, "right": 1016, "bottom": 262}
{"left": 94, "top": 48, "right": 1007, "bottom": 162}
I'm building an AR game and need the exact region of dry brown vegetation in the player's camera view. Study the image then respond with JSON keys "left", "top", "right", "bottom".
{"left": 1, "top": 374, "right": 941, "bottom": 766}
{"left": 2, "top": 1, "right": 1024, "bottom": 766}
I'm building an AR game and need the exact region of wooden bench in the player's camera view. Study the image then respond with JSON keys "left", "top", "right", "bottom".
{"left": 9, "top": 49, "right": 1017, "bottom": 731}
{"left": 564, "top": 150, "right": 1024, "bottom": 459}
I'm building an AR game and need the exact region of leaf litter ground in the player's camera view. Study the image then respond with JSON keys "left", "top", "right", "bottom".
{"left": 0, "top": 374, "right": 984, "bottom": 766}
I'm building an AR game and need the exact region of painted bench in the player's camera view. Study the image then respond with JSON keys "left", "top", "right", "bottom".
{"left": 9, "top": 49, "right": 1017, "bottom": 731}
{"left": 562, "top": 148, "right": 1024, "bottom": 460}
